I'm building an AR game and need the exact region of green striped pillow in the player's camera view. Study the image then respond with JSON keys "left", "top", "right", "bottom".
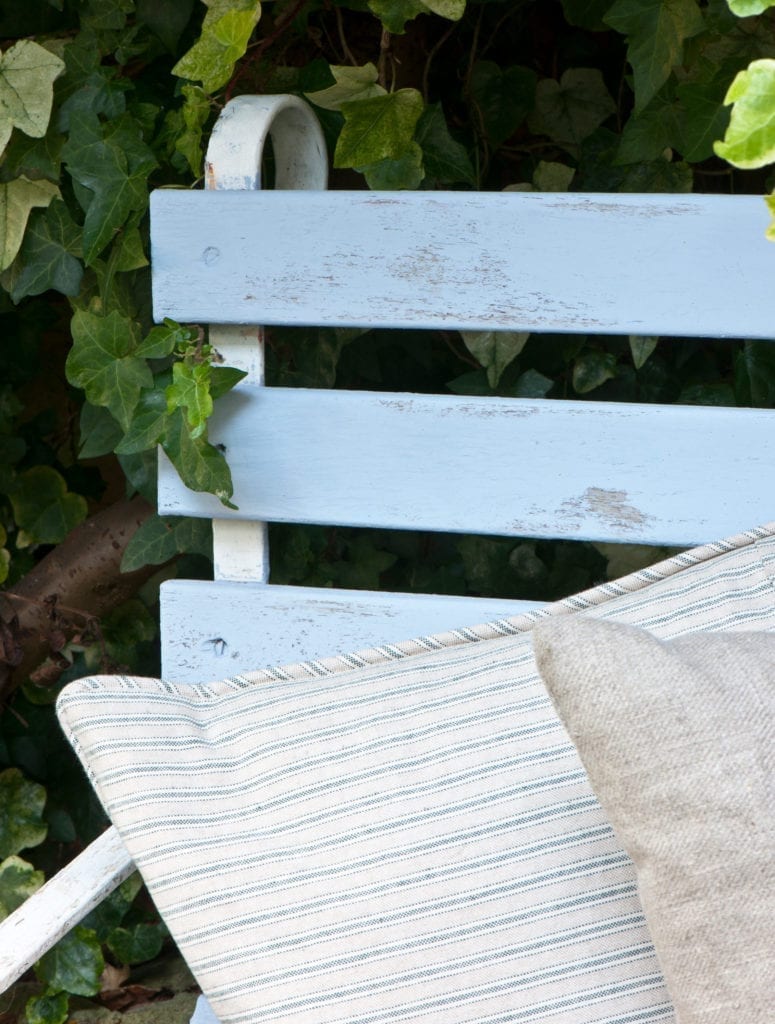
{"left": 57, "top": 524, "right": 775, "bottom": 1024}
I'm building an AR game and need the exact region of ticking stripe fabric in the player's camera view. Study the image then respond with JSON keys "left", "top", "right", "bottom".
{"left": 57, "top": 524, "right": 775, "bottom": 1024}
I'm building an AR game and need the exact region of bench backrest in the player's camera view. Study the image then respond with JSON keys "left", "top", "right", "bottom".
{"left": 150, "top": 95, "right": 775, "bottom": 682}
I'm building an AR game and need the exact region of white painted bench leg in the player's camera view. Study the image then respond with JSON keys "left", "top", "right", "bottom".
{"left": 190, "top": 995, "right": 221, "bottom": 1023}
{"left": 0, "top": 826, "right": 133, "bottom": 993}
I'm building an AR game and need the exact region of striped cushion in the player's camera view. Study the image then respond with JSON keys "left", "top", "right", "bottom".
{"left": 56, "top": 524, "right": 775, "bottom": 1024}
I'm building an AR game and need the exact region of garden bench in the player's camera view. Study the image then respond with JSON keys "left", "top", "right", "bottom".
{"left": 1, "top": 94, "right": 774, "bottom": 1022}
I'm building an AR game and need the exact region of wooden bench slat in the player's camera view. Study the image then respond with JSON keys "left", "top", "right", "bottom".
{"left": 158, "top": 386, "right": 775, "bottom": 546}
{"left": 151, "top": 191, "right": 775, "bottom": 338}
{"left": 160, "top": 581, "right": 541, "bottom": 682}
{"left": 0, "top": 828, "right": 133, "bottom": 992}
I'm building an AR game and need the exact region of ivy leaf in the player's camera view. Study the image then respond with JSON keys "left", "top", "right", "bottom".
{"left": 0, "top": 177, "right": 59, "bottom": 272}
{"left": 461, "top": 331, "right": 530, "bottom": 388}
{"left": 359, "top": 143, "right": 424, "bottom": 189}
{"left": 114, "top": 387, "right": 169, "bottom": 453}
{"left": 336, "top": 89, "right": 425, "bottom": 168}
{"left": 367, "top": 0, "right": 426, "bottom": 33}
{"left": 0, "top": 855, "right": 44, "bottom": 920}
{"left": 79, "top": 403, "right": 123, "bottom": 459}
{"left": 470, "top": 62, "right": 536, "bottom": 149}
{"left": 81, "top": 873, "right": 143, "bottom": 940}
{"left": 165, "top": 360, "right": 213, "bottom": 435}
{"left": 604, "top": 0, "right": 705, "bottom": 113}
{"left": 530, "top": 68, "right": 616, "bottom": 148}
{"left": 415, "top": 103, "right": 475, "bottom": 184}
{"left": 209, "top": 364, "right": 248, "bottom": 400}
{"left": 62, "top": 112, "right": 157, "bottom": 264}
{"left": 675, "top": 79, "right": 731, "bottom": 161}
{"left": 629, "top": 335, "right": 659, "bottom": 369}
{"left": 172, "top": 0, "right": 262, "bottom": 94}
{"left": 107, "top": 923, "right": 165, "bottom": 965}
{"left": 162, "top": 407, "right": 236, "bottom": 507}
{"left": 7, "top": 199, "right": 83, "bottom": 302}
{"left": 512, "top": 369, "right": 554, "bottom": 398}
{"left": 423, "top": 0, "right": 465, "bottom": 17}
{"left": 714, "top": 58, "right": 775, "bottom": 168}
{"left": 533, "top": 160, "right": 575, "bottom": 191}
{"left": 121, "top": 513, "right": 212, "bottom": 571}
{"left": 175, "top": 83, "right": 211, "bottom": 175}
{"left": 137, "top": 320, "right": 197, "bottom": 359}
{"left": 67, "top": 310, "right": 151, "bottom": 429}
{"left": 137, "top": 0, "right": 197, "bottom": 51}
{"left": 618, "top": 155, "right": 693, "bottom": 191}
{"left": 616, "top": 85, "right": 678, "bottom": 163}
{"left": 25, "top": 991, "right": 69, "bottom": 1024}
{"left": 0, "top": 40, "right": 65, "bottom": 155}
{"left": 726, "top": 0, "right": 775, "bottom": 13}
{"left": 36, "top": 925, "right": 104, "bottom": 997}
{"left": 0, "top": 768, "right": 47, "bottom": 859}
{"left": 560, "top": 0, "right": 611, "bottom": 30}
{"left": 572, "top": 350, "right": 618, "bottom": 393}
{"left": 10, "top": 467, "right": 88, "bottom": 547}
{"left": 306, "top": 63, "right": 385, "bottom": 111}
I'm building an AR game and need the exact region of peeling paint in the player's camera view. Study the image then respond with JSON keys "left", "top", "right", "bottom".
{"left": 560, "top": 487, "right": 653, "bottom": 534}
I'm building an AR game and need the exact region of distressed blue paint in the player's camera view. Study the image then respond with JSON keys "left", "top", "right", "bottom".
{"left": 158, "top": 386, "right": 775, "bottom": 547}
{"left": 151, "top": 190, "right": 775, "bottom": 338}
{"left": 160, "top": 580, "right": 540, "bottom": 682}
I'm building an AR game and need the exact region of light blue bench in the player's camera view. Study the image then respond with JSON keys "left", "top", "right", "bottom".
{"left": 1, "top": 94, "right": 773, "bottom": 1018}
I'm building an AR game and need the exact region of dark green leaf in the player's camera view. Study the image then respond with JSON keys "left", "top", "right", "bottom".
{"left": 10, "top": 467, "right": 88, "bottom": 546}
{"left": 36, "top": 925, "right": 104, "bottom": 997}
{"left": 0, "top": 768, "right": 47, "bottom": 859}
{"left": 415, "top": 104, "right": 475, "bottom": 185}
{"left": 360, "top": 144, "right": 424, "bottom": 189}
{"left": 81, "top": 873, "right": 143, "bottom": 939}
{"left": 629, "top": 335, "right": 659, "bottom": 369}
{"left": 572, "top": 350, "right": 618, "bottom": 393}
{"left": 560, "top": 0, "right": 611, "bottom": 30}
{"left": 209, "top": 364, "right": 248, "bottom": 400}
{"left": 107, "top": 922, "right": 165, "bottom": 965}
{"left": 675, "top": 79, "right": 731, "bottom": 162}
{"left": 605, "top": 0, "right": 705, "bottom": 113}
{"left": 121, "top": 514, "right": 187, "bottom": 570}
{"left": 511, "top": 369, "right": 553, "bottom": 398}
{"left": 137, "top": 0, "right": 196, "bottom": 51}
{"left": 114, "top": 387, "right": 168, "bottom": 454}
{"left": 79, "top": 402, "right": 123, "bottom": 458}
{"left": 8, "top": 200, "right": 83, "bottom": 302}
{"left": 618, "top": 156, "right": 693, "bottom": 191}
{"left": 735, "top": 340, "right": 775, "bottom": 406}
{"left": 25, "top": 991, "right": 69, "bottom": 1024}
{"left": 530, "top": 68, "right": 616, "bottom": 148}
{"left": 470, "top": 62, "right": 536, "bottom": 149}
{"left": 62, "top": 112, "right": 157, "bottom": 264}
{"left": 161, "top": 408, "right": 235, "bottom": 507}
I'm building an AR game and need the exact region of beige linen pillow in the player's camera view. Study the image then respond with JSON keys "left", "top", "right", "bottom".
{"left": 532, "top": 618, "right": 775, "bottom": 1024}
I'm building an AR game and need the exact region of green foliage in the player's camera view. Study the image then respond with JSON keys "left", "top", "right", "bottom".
{"left": 0, "top": 41, "right": 65, "bottom": 155}
{"left": 714, "top": 58, "right": 775, "bottom": 167}
{"left": 0, "top": 768, "right": 47, "bottom": 858}
{"left": 0, "top": 854, "right": 44, "bottom": 919}
{"left": 2, "top": 0, "right": 775, "bottom": 1012}
{"left": 36, "top": 925, "right": 104, "bottom": 996}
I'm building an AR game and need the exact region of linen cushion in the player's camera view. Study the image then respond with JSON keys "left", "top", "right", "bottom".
{"left": 56, "top": 524, "right": 775, "bottom": 1024}
{"left": 531, "top": 617, "right": 775, "bottom": 1024}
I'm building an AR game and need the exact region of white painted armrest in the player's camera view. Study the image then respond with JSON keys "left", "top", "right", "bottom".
{"left": 0, "top": 826, "right": 133, "bottom": 992}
